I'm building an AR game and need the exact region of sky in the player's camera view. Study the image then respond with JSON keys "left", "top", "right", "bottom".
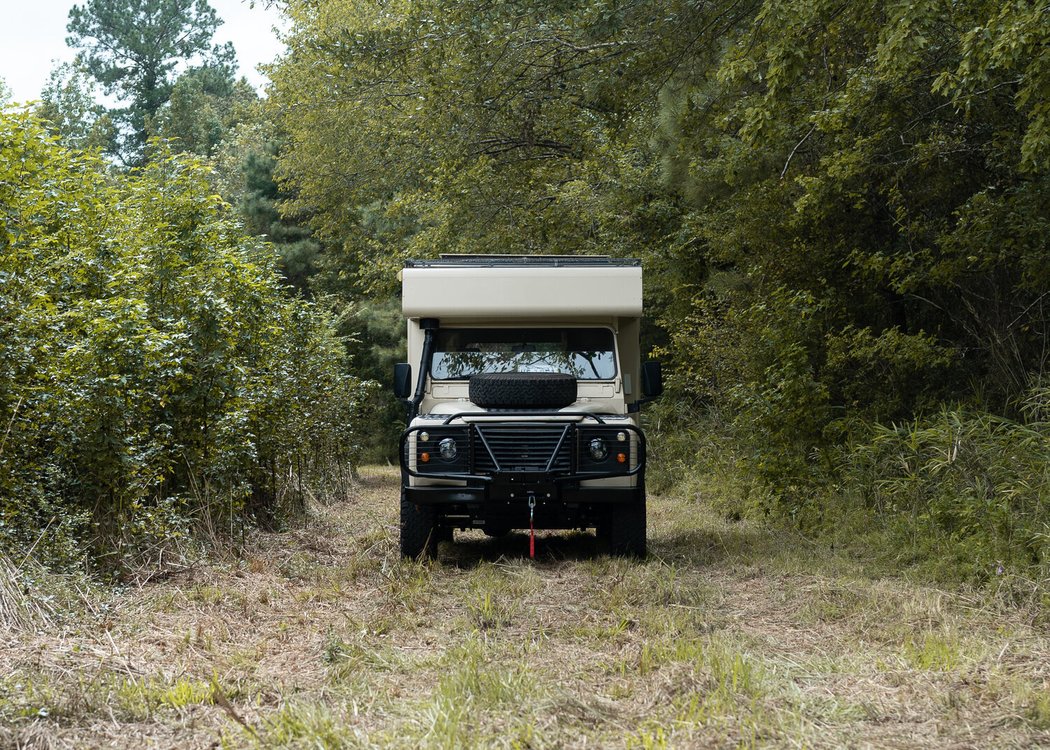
{"left": 0, "top": 0, "right": 287, "bottom": 104}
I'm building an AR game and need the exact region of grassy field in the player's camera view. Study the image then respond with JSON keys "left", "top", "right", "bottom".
{"left": 2, "top": 465, "right": 1049, "bottom": 748}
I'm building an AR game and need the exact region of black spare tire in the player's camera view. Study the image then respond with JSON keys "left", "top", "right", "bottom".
{"left": 469, "top": 372, "right": 578, "bottom": 409}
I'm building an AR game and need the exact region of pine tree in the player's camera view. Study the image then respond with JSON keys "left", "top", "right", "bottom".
{"left": 66, "top": 0, "right": 235, "bottom": 163}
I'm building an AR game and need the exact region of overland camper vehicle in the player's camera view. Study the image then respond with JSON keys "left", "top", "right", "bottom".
{"left": 393, "top": 256, "right": 662, "bottom": 558}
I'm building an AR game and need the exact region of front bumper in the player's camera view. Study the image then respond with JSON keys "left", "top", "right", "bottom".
{"left": 399, "top": 413, "right": 645, "bottom": 507}
{"left": 404, "top": 484, "right": 642, "bottom": 505}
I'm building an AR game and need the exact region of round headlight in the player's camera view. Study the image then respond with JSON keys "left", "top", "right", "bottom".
{"left": 588, "top": 437, "right": 608, "bottom": 461}
{"left": 438, "top": 437, "right": 458, "bottom": 460}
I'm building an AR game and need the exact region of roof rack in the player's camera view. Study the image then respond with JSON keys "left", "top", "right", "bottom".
{"left": 405, "top": 255, "right": 641, "bottom": 268}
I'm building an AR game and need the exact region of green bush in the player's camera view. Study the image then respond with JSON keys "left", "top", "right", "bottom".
{"left": 645, "top": 399, "right": 775, "bottom": 521}
{"left": 0, "top": 109, "right": 368, "bottom": 571}
{"left": 824, "top": 397, "right": 1050, "bottom": 583}
{"left": 648, "top": 394, "right": 1049, "bottom": 586}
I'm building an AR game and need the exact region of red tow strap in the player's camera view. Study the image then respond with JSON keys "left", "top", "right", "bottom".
{"left": 528, "top": 494, "right": 536, "bottom": 559}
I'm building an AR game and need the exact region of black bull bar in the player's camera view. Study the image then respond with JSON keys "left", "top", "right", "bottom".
{"left": 399, "top": 414, "right": 645, "bottom": 505}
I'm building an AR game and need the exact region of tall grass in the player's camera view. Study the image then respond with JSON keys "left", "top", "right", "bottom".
{"left": 648, "top": 388, "right": 1050, "bottom": 588}
{"left": 828, "top": 396, "right": 1050, "bottom": 584}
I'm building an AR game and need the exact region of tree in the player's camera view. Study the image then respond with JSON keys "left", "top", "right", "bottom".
{"left": 268, "top": 0, "right": 699, "bottom": 294}
{"left": 66, "top": 0, "right": 235, "bottom": 162}
{"left": 36, "top": 61, "right": 117, "bottom": 151}
{"left": 213, "top": 111, "right": 323, "bottom": 293}
{"left": 0, "top": 109, "right": 369, "bottom": 568}
{"left": 152, "top": 65, "right": 257, "bottom": 157}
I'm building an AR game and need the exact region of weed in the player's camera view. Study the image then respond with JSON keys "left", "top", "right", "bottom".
{"left": 468, "top": 590, "right": 514, "bottom": 630}
{"left": 798, "top": 583, "right": 870, "bottom": 624}
{"left": 386, "top": 560, "right": 435, "bottom": 612}
{"left": 408, "top": 639, "right": 540, "bottom": 748}
{"left": 228, "top": 701, "right": 363, "bottom": 749}
{"left": 830, "top": 407, "right": 1050, "bottom": 587}
{"left": 901, "top": 633, "right": 964, "bottom": 672}
{"left": 323, "top": 630, "right": 404, "bottom": 681}
{"left": 0, "top": 674, "right": 59, "bottom": 723}
{"left": 566, "top": 614, "right": 637, "bottom": 645}
{"left": 188, "top": 584, "right": 227, "bottom": 605}
{"left": 109, "top": 676, "right": 214, "bottom": 717}
{"left": 625, "top": 723, "right": 670, "bottom": 749}
{"left": 1024, "top": 686, "right": 1050, "bottom": 730}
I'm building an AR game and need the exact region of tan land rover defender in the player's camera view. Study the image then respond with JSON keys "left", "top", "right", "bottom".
{"left": 393, "top": 256, "right": 662, "bottom": 558}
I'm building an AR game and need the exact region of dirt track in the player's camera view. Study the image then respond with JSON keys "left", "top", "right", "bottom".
{"left": 2, "top": 466, "right": 1048, "bottom": 748}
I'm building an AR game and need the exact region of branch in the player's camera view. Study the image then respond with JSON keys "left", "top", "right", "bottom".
{"left": 780, "top": 124, "right": 816, "bottom": 179}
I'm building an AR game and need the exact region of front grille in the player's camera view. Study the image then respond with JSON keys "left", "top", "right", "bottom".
{"left": 474, "top": 424, "right": 572, "bottom": 473}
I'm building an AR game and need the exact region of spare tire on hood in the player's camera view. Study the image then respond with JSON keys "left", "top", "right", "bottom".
{"left": 468, "top": 372, "right": 578, "bottom": 409}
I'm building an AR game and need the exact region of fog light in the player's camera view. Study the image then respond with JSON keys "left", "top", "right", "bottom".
{"left": 419, "top": 431, "right": 430, "bottom": 442}
{"left": 420, "top": 452, "right": 430, "bottom": 463}
{"left": 438, "top": 437, "right": 458, "bottom": 460}
{"left": 589, "top": 438, "right": 608, "bottom": 461}
{"left": 617, "top": 452, "right": 627, "bottom": 464}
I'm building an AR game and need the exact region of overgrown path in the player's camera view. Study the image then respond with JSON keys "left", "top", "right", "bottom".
{"left": 2, "top": 467, "right": 1048, "bottom": 748}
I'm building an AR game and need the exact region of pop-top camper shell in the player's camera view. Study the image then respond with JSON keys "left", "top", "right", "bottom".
{"left": 401, "top": 257, "right": 644, "bottom": 418}
{"left": 401, "top": 261, "right": 643, "bottom": 317}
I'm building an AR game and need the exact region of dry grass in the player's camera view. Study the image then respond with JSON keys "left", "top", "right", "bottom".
{"left": 1, "top": 465, "right": 1049, "bottom": 748}
{"left": 1, "top": 554, "right": 53, "bottom": 632}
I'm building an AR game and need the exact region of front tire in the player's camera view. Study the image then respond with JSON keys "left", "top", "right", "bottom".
{"left": 400, "top": 490, "right": 438, "bottom": 559}
{"left": 598, "top": 496, "right": 647, "bottom": 558}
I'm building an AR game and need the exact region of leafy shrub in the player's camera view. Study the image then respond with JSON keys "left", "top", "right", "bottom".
{"left": 664, "top": 278, "right": 963, "bottom": 506}
{"left": 645, "top": 399, "right": 775, "bottom": 521}
{"left": 663, "top": 288, "right": 829, "bottom": 492}
{"left": 0, "top": 109, "right": 369, "bottom": 572}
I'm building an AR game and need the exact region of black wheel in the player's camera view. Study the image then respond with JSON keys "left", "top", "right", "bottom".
{"left": 598, "top": 496, "right": 647, "bottom": 558}
{"left": 400, "top": 490, "right": 438, "bottom": 559}
{"left": 468, "top": 372, "right": 577, "bottom": 409}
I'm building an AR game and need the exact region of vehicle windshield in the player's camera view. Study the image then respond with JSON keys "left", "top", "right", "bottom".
{"left": 431, "top": 328, "right": 617, "bottom": 380}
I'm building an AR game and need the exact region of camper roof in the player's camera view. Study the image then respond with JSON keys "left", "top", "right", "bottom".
{"left": 401, "top": 257, "right": 642, "bottom": 318}
{"left": 406, "top": 255, "right": 641, "bottom": 268}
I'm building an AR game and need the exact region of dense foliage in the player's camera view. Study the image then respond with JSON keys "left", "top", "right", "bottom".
{"left": 269, "top": 0, "right": 1049, "bottom": 581}
{"left": 212, "top": 116, "right": 324, "bottom": 294}
{"left": 0, "top": 109, "right": 368, "bottom": 571}
{"left": 36, "top": 62, "right": 117, "bottom": 153}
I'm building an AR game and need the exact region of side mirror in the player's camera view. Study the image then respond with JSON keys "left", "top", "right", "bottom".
{"left": 393, "top": 363, "right": 413, "bottom": 400}
{"left": 641, "top": 361, "right": 663, "bottom": 400}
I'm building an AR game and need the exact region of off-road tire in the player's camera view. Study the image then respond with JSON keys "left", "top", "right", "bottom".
{"left": 468, "top": 372, "right": 577, "bottom": 409}
{"left": 598, "top": 497, "right": 647, "bottom": 558}
{"left": 400, "top": 490, "right": 438, "bottom": 559}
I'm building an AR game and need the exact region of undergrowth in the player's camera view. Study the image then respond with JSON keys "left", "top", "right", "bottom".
{"left": 647, "top": 389, "right": 1050, "bottom": 592}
